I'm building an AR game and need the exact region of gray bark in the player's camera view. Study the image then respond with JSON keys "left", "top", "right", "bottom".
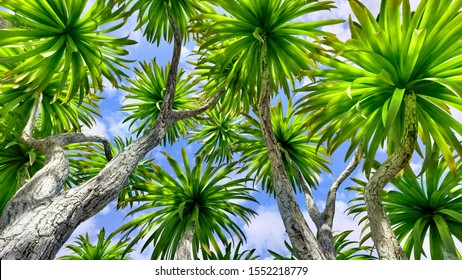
{"left": 364, "top": 91, "right": 417, "bottom": 260}
{"left": 299, "top": 148, "right": 360, "bottom": 260}
{"left": 0, "top": 9, "right": 220, "bottom": 259}
{"left": 175, "top": 225, "right": 194, "bottom": 260}
{"left": 258, "top": 42, "right": 325, "bottom": 260}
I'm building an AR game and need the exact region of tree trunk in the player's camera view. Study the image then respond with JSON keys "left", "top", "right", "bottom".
{"left": 258, "top": 42, "right": 325, "bottom": 260}
{"left": 0, "top": 115, "right": 173, "bottom": 259}
{"left": 364, "top": 91, "right": 417, "bottom": 260}
{"left": 175, "top": 225, "right": 194, "bottom": 260}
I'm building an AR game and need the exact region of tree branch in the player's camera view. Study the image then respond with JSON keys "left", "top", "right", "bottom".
{"left": 161, "top": 3, "right": 182, "bottom": 114}
{"left": 322, "top": 148, "right": 361, "bottom": 228}
{"left": 172, "top": 87, "right": 225, "bottom": 121}
{"left": 21, "top": 94, "right": 44, "bottom": 150}
{"left": 293, "top": 164, "right": 322, "bottom": 228}
{"left": 45, "top": 132, "right": 113, "bottom": 160}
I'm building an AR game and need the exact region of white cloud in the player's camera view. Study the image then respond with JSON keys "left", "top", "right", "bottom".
{"left": 242, "top": 205, "right": 289, "bottom": 257}
{"left": 106, "top": 112, "right": 133, "bottom": 138}
{"left": 82, "top": 119, "right": 109, "bottom": 138}
{"left": 102, "top": 78, "right": 118, "bottom": 99}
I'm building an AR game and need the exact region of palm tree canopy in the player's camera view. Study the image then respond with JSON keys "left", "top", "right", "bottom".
{"left": 116, "top": 148, "right": 257, "bottom": 260}
{"left": 297, "top": 0, "right": 462, "bottom": 175}
{"left": 194, "top": 0, "right": 342, "bottom": 105}
{"left": 347, "top": 154, "right": 462, "bottom": 260}
{"left": 0, "top": 0, "right": 136, "bottom": 102}
{"left": 121, "top": 60, "right": 197, "bottom": 145}
{"left": 58, "top": 228, "right": 133, "bottom": 260}
{"left": 130, "top": 0, "right": 213, "bottom": 44}
{"left": 238, "top": 100, "right": 330, "bottom": 195}
{"left": 187, "top": 105, "right": 249, "bottom": 164}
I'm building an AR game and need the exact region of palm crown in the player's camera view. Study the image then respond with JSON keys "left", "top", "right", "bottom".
{"left": 0, "top": 0, "right": 136, "bottom": 102}
{"left": 196, "top": 0, "right": 341, "bottom": 99}
{"left": 298, "top": 0, "right": 462, "bottom": 174}
{"left": 116, "top": 148, "right": 257, "bottom": 259}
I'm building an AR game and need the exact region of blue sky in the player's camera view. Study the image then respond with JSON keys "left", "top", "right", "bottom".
{"left": 56, "top": 0, "right": 450, "bottom": 260}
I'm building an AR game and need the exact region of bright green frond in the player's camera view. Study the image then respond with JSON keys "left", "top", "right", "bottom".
{"left": 116, "top": 148, "right": 257, "bottom": 260}
{"left": 0, "top": 0, "right": 136, "bottom": 102}
{"left": 297, "top": 0, "right": 462, "bottom": 174}
{"left": 238, "top": 100, "right": 330, "bottom": 196}
{"left": 58, "top": 228, "right": 133, "bottom": 260}
{"left": 121, "top": 60, "right": 198, "bottom": 145}
{"left": 347, "top": 155, "right": 462, "bottom": 259}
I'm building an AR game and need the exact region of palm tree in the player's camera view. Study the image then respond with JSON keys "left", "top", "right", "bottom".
{"left": 0, "top": 0, "right": 223, "bottom": 259}
{"left": 121, "top": 60, "right": 197, "bottom": 145}
{"left": 297, "top": 0, "right": 462, "bottom": 259}
{"left": 238, "top": 99, "right": 330, "bottom": 196}
{"left": 58, "top": 228, "right": 133, "bottom": 260}
{"left": 116, "top": 148, "right": 257, "bottom": 260}
{"left": 196, "top": 0, "right": 342, "bottom": 259}
{"left": 347, "top": 153, "right": 462, "bottom": 260}
{"left": 187, "top": 105, "right": 248, "bottom": 164}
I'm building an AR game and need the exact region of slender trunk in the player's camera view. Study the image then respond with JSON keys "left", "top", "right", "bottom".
{"left": 365, "top": 91, "right": 417, "bottom": 260}
{"left": 175, "top": 225, "right": 194, "bottom": 260}
{"left": 300, "top": 148, "right": 360, "bottom": 260}
{"left": 258, "top": 42, "right": 325, "bottom": 260}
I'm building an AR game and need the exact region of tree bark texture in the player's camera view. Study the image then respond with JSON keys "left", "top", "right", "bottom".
{"left": 0, "top": 9, "right": 220, "bottom": 259}
{"left": 299, "top": 148, "right": 360, "bottom": 260}
{"left": 364, "top": 91, "right": 417, "bottom": 260}
{"left": 258, "top": 42, "right": 325, "bottom": 260}
{"left": 175, "top": 225, "right": 194, "bottom": 260}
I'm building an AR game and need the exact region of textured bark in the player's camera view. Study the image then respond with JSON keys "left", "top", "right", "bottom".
{"left": 258, "top": 42, "right": 325, "bottom": 260}
{"left": 299, "top": 148, "right": 360, "bottom": 260}
{"left": 0, "top": 9, "right": 221, "bottom": 259}
{"left": 175, "top": 225, "right": 194, "bottom": 260}
{"left": 364, "top": 91, "right": 417, "bottom": 260}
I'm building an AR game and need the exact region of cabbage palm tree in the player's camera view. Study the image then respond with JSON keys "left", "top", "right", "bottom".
{"left": 116, "top": 148, "right": 257, "bottom": 260}
{"left": 58, "top": 228, "right": 133, "bottom": 260}
{"left": 347, "top": 153, "right": 462, "bottom": 260}
{"left": 298, "top": 0, "right": 462, "bottom": 259}
{"left": 196, "top": 0, "right": 342, "bottom": 259}
{"left": 0, "top": 0, "right": 220, "bottom": 259}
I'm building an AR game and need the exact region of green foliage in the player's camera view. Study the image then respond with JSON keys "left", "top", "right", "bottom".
{"left": 131, "top": 0, "right": 212, "bottom": 44}
{"left": 187, "top": 105, "right": 248, "bottom": 164}
{"left": 121, "top": 60, "right": 197, "bottom": 145}
{"left": 268, "top": 231, "right": 375, "bottom": 260}
{"left": 200, "top": 241, "right": 259, "bottom": 260}
{"left": 347, "top": 155, "right": 462, "bottom": 259}
{"left": 298, "top": 0, "right": 462, "bottom": 175}
{"left": 334, "top": 230, "right": 376, "bottom": 260}
{"left": 0, "top": 140, "right": 45, "bottom": 215}
{"left": 116, "top": 148, "right": 258, "bottom": 259}
{"left": 58, "top": 228, "right": 133, "bottom": 260}
{"left": 66, "top": 136, "right": 156, "bottom": 207}
{"left": 0, "top": 0, "right": 136, "bottom": 102}
{"left": 238, "top": 100, "right": 330, "bottom": 195}
{"left": 195, "top": 0, "right": 341, "bottom": 104}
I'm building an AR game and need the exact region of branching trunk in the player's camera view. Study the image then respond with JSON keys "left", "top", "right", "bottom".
{"left": 258, "top": 42, "right": 325, "bottom": 260}
{"left": 299, "top": 148, "right": 360, "bottom": 260}
{"left": 0, "top": 9, "right": 221, "bottom": 259}
{"left": 175, "top": 225, "right": 194, "bottom": 260}
{"left": 365, "top": 91, "right": 417, "bottom": 260}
